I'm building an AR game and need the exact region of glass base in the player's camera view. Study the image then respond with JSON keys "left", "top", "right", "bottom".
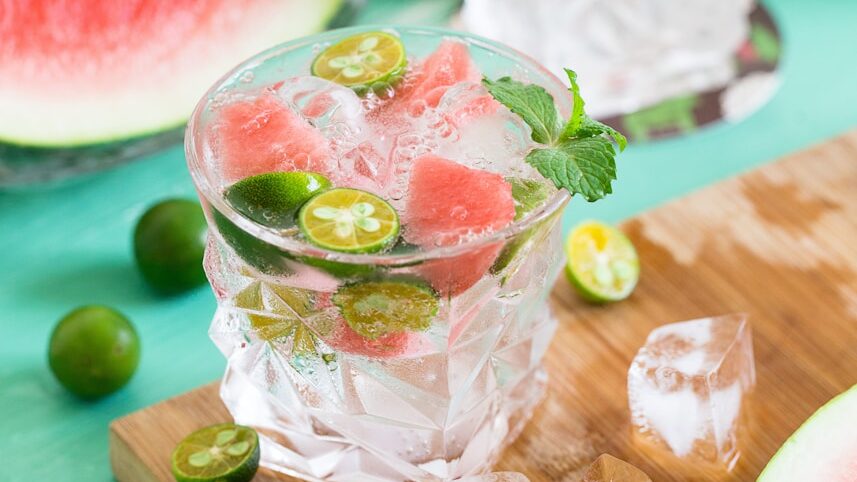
{"left": 216, "top": 313, "right": 556, "bottom": 481}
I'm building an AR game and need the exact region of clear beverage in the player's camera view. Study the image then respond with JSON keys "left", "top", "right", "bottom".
{"left": 186, "top": 26, "right": 571, "bottom": 481}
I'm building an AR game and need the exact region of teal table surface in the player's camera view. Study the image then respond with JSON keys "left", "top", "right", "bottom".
{"left": 1, "top": 1, "right": 856, "bottom": 480}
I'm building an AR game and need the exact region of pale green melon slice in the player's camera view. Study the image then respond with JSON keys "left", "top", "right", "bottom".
{"left": 758, "top": 384, "right": 857, "bottom": 482}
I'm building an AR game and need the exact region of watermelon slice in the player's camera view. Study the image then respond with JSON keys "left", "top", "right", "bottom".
{"left": 404, "top": 155, "right": 515, "bottom": 296}
{"left": 758, "top": 384, "right": 857, "bottom": 482}
{"left": 0, "top": 0, "right": 342, "bottom": 183}
{"left": 212, "top": 94, "right": 332, "bottom": 182}
{"left": 408, "top": 39, "right": 482, "bottom": 110}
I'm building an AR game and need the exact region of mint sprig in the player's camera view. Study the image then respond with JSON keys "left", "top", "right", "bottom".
{"left": 483, "top": 69, "right": 626, "bottom": 202}
{"left": 481, "top": 77, "right": 561, "bottom": 145}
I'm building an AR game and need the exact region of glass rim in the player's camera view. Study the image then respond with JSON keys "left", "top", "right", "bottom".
{"left": 186, "top": 25, "right": 572, "bottom": 266}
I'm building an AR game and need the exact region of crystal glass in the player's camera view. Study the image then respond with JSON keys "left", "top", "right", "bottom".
{"left": 186, "top": 26, "right": 571, "bottom": 481}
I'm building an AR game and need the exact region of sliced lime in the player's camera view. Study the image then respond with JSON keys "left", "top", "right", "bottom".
{"left": 311, "top": 31, "right": 407, "bottom": 94}
{"left": 225, "top": 171, "right": 331, "bottom": 229}
{"left": 234, "top": 280, "right": 322, "bottom": 355}
{"left": 565, "top": 220, "right": 639, "bottom": 303}
{"left": 333, "top": 279, "right": 438, "bottom": 339}
{"left": 298, "top": 188, "right": 399, "bottom": 253}
{"left": 491, "top": 178, "right": 556, "bottom": 275}
{"left": 171, "top": 423, "right": 259, "bottom": 482}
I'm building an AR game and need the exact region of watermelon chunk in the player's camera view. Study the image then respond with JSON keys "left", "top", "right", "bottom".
{"left": 405, "top": 155, "right": 515, "bottom": 245}
{"left": 409, "top": 40, "right": 482, "bottom": 109}
{"left": 404, "top": 155, "right": 515, "bottom": 295}
{"left": 213, "top": 94, "right": 332, "bottom": 182}
{"left": 758, "top": 384, "right": 857, "bottom": 482}
{"left": 0, "top": 0, "right": 342, "bottom": 148}
{"left": 368, "top": 38, "right": 483, "bottom": 125}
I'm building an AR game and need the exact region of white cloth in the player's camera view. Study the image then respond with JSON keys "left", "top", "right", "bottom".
{"left": 462, "top": 0, "right": 753, "bottom": 118}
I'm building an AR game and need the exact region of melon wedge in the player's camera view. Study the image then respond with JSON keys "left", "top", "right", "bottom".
{"left": 0, "top": 0, "right": 343, "bottom": 148}
{"left": 757, "top": 384, "right": 857, "bottom": 482}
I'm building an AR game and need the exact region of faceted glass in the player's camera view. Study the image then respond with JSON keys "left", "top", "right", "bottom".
{"left": 186, "top": 26, "right": 571, "bottom": 481}
{"left": 627, "top": 314, "right": 755, "bottom": 472}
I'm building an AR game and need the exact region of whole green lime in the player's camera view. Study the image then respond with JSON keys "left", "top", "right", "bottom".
{"left": 134, "top": 199, "right": 208, "bottom": 295}
{"left": 48, "top": 305, "right": 140, "bottom": 400}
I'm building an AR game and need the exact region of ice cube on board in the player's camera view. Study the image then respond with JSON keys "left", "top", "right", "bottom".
{"left": 627, "top": 314, "right": 755, "bottom": 471}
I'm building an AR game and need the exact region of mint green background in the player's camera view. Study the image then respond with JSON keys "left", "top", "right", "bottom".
{"left": 1, "top": 1, "right": 855, "bottom": 480}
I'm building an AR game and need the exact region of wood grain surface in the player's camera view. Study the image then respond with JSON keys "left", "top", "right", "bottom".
{"left": 110, "top": 131, "right": 857, "bottom": 481}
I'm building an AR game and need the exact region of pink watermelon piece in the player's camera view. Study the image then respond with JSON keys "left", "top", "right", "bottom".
{"left": 214, "top": 94, "right": 332, "bottom": 182}
{"left": 0, "top": 0, "right": 343, "bottom": 147}
{"left": 316, "top": 291, "right": 411, "bottom": 358}
{"left": 404, "top": 155, "right": 515, "bottom": 246}
{"left": 409, "top": 39, "right": 482, "bottom": 110}
{"left": 368, "top": 38, "right": 483, "bottom": 125}
{"left": 328, "top": 320, "right": 411, "bottom": 358}
{"left": 418, "top": 245, "right": 504, "bottom": 298}
{"left": 404, "top": 155, "right": 515, "bottom": 295}
{"left": 449, "top": 93, "right": 501, "bottom": 123}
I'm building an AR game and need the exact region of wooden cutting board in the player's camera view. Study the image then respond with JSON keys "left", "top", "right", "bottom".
{"left": 110, "top": 131, "right": 857, "bottom": 481}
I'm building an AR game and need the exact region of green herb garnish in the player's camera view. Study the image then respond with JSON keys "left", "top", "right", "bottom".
{"left": 483, "top": 69, "right": 627, "bottom": 202}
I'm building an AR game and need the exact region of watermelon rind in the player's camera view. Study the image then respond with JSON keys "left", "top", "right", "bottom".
{"left": 0, "top": 0, "right": 344, "bottom": 185}
{"left": 757, "top": 383, "right": 857, "bottom": 482}
{"left": 0, "top": 128, "right": 184, "bottom": 186}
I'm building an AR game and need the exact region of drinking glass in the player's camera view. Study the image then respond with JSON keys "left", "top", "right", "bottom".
{"left": 186, "top": 26, "right": 571, "bottom": 481}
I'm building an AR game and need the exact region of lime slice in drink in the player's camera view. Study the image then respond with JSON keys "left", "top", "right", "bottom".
{"left": 311, "top": 31, "right": 407, "bottom": 93}
{"left": 234, "top": 280, "right": 321, "bottom": 354}
{"left": 333, "top": 279, "right": 438, "bottom": 339}
{"left": 565, "top": 220, "right": 639, "bottom": 303}
{"left": 171, "top": 423, "right": 260, "bottom": 482}
{"left": 225, "top": 171, "right": 331, "bottom": 229}
{"left": 298, "top": 188, "right": 399, "bottom": 253}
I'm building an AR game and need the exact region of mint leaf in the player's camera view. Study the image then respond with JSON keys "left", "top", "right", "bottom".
{"left": 482, "top": 77, "right": 560, "bottom": 145}
{"left": 562, "top": 68, "right": 586, "bottom": 136}
{"left": 525, "top": 137, "right": 616, "bottom": 202}
{"left": 560, "top": 69, "right": 627, "bottom": 151}
{"left": 483, "top": 69, "right": 626, "bottom": 202}
{"left": 576, "top": 116, "right": 628, "bottom": 151}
